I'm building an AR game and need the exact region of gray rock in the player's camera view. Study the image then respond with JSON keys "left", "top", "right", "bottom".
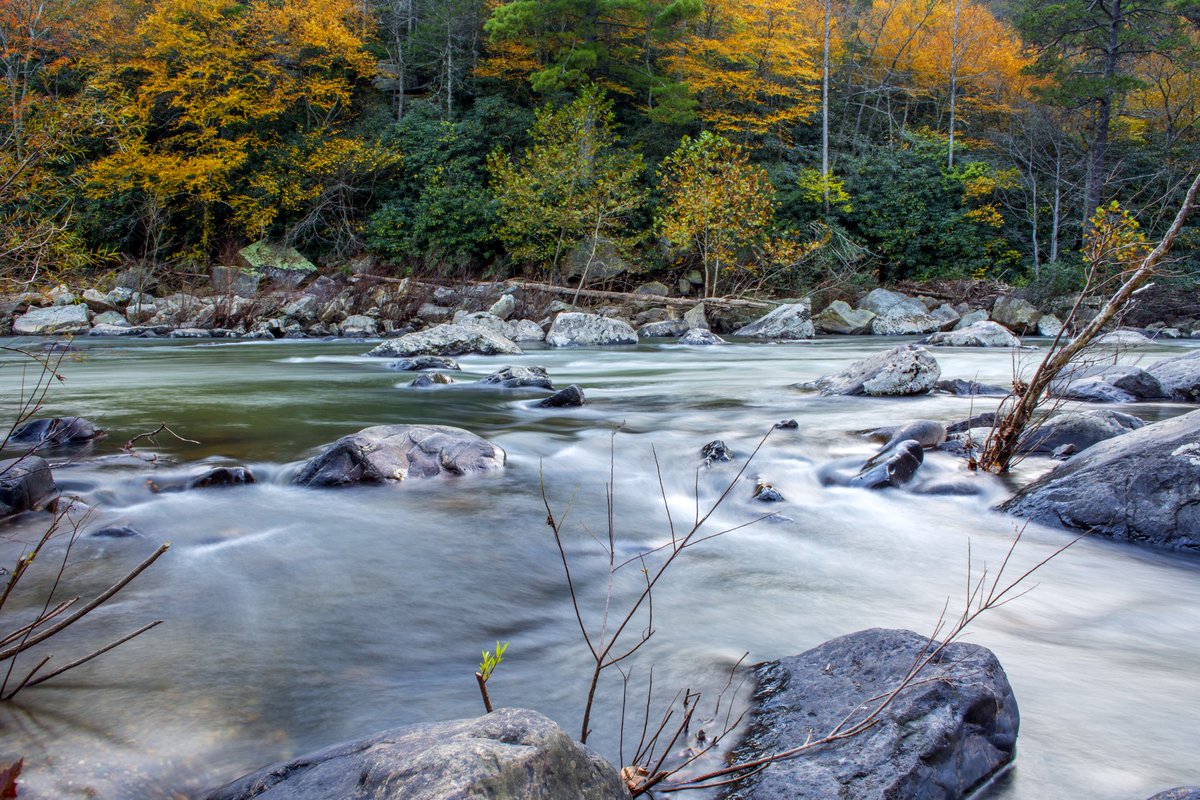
{"left": 293, "top": 424, "right": 505, "bottom": 488}
{"left": 410, "top": 373, "right": 454, "bottom": 388}
{"left": 125, "top": 301, "right": 158, "bottom": 325}
{"left": 93, "top": 311, "right": 131, "bottom": 327}
{"left": 204, "top": 708, "right": 627, "bottom": 800}
{"left": 1146, "top": 789, "right": 1200, "bottom": 800}
{"left": 89, "top": 323, "right": 144, "bottom": 337}
{"left": 480, "top": 366, "right": 554, "bottom": 389}
{"left": 774, "top": 419, "right": 798, "bottom": 429}
{"left": 684, "top": 302, "right": 709, "bottom": 330}
{"left": 416, "top": 303, "right": 455, "bottom": 323}
{"left": 634, "top": 281, "right": 670, "bottom": 297}
{"left": 284, "top": 295, "right": 321, "bottom": 321}
{"left": 1146, "top": 350, "right": 1200, "bottom": 401}
{"left": 638, "top": 319, "right": 689, "bottom": 338}
{"left": 13, "top": 304, "right": 91, "bottom": 336}
{"left": 88, "top": 525, "right": 143, "bottom": 539}
{"left": 754, "top": 480, "right": 784, "bottom": 502}
{"left": 824, "top": 440, "right": 925, "bottom": 489}
{"left": 185, "top": 467, "right": 256, "bottom": 490}
{"left": 701, "top": 440, "right": 734, "bottom": 464}
{"left": 724, "top": 628, "right": 1017, "bottom": 800}
{"left": 924, "top": 321, "right": 1022, "bottom": 348}
{"left": 237, "top": 241, "right": 316, "bottom": 288}
{"left": 991, "top": 296, "right": 1041, "bottom": 333}
{"left": 48, "top": 284, "right": 74, "bottom": 306}
{"left": 510, "top": 319, "right": 547, "bottom": 342}
{"left": 867, "top": 420, "right": 947, "bottom": 449}
{"left": 547, "top": 313, "right": 637, "bottom": 348}
{"left": 930, "top": 303, "right": 961, "bottom": 330}
{"left": 858, "top": 288, "right": 924, "bottom": 318}
{"left": 946, "top": 412, "right": 998, "bottom": 434}
{"left": 1091, "top": 328, "right": 1154, "bottom": 348}
{"left": 9, "top": 417, "right": 102, "bottom": 446}
{"left": 1051, "top": 443, "right": 1077, "bottom": 460}
{"left": 389, "top": 356, "right": 461, "bottom": 371}
{"left": 169, "top": 328, "right": 212, "bottom": 339}
{"left": 813, "top": 300, "right": 875, "bottom": 335}
{"left": 953, "top": 309, "right": 989, "bottom": 330}
{"left": 678, "top": 328, "right": 726, "bottom": 345}
{"left": 106, "top": 287, "right": 135, "bottom": 305}
{"left": 489, "top": 293, "right": 517, "bottom": 320}
{"left": 457, "top": 311, "right": 517, "bottom": 340}
{"left": 1049, "top": 364, "right": 1164, "bottom": 403}
{"left": 870, "top": 310, "right": 944, "bottom": 336}
{"left": 113, "top": 266, "right": 157, "bottom": 293}
{"left": 1037, "top": 314, "right": 1063, "bottom": 337}
{"left": 999, "top": 410, "right": 1200, "bottom": 550}
{"left": 366, "top": 324, "right": 522, "bottom": 358}
{"left": 537, "top": 385, "right": 585, "bottom": 408}
{"left": 212, "top": 265, "right": 262, "bottom": 297}
{"left": 934, "top": 379, "right": 1007, "bottom": 396}
{"left": 0, "top": 456, "right": 56, "bottom": 517}
{"left": 82, "top": 287, "right": 119, "bottom": 313}
{"left": 1017, "top": 409, "right": 1143, "bottom": 454}
{"left": 734, "top": 302, "right": 814, "bottom": 339}
{"left": 340, "top": 315, "right": 377, "bottom": 337}
{"left": 809, "top": 344, "right": 941, "bottom": 397}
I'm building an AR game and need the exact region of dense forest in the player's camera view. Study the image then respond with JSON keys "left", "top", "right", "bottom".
{"left": 1, "top": 0, "right": 1198, "bottom": 297}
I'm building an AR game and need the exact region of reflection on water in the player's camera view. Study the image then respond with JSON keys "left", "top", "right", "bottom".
{"left": 0, "top": 335, "right": 1197, "bottom": 799}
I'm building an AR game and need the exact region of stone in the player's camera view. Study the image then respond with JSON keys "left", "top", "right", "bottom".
{"left": 13, "top": 304, "right": 91, "bottom": 336}
{"left": 0, "top": 456, "right": 56, "bottom": 517}
{"left": 106, "top": 287, "right": 135, "bottom": 305}
{"left": 89, "top": 323, "right": 143, "bottom": 337}
{"left": 638, "top": 319, "right": 689, "bottom": 338}
{"left": 457, "top": 311, "right": 517, "bottom": 340}
{"left": 813, "top": 300, "right": 875, "bottom": 335}
{"left": 389, "top": 356, "right": 461, "bottom": 371}
{"left": 113, "top": 266, "right": 157, "bottom": 293}
{"left": 684, "top": 302, "right": 709, "bottom": 330}
{"left": 867, "top": 420, "right": 947, "bottom": 449}
{"left": 489, "top": 293, "right": 517, "bottom": 320}
{"left": 808, "top": 344, "right": 941, "bottom": 397}
{"left": 1146, "top": 350, "right": 1200, "bottom": 401}
{"left": 1017, "top": 409, "right": 1143, "bottom": 455}
{"left": 8, "top": 417, "right": 102, "bottom": 446}
{"left": 284, "top": 295, "right": 321, "bottom": 321}
{"left": 733, "top": 302, "right": 814, "bottom": 339}
{"left": 858, "top": 288, "right": 925, "bottom": 318}
{"left": 48, "top": 284, "right": 75, "bottom": 306}
{"left": 953, "top": 309, "right": 989, "bottom": 330}
{"left": 169, "top": 328, "right": 212, "bottom": 339}
{"left": 410, "top": 373, "right": 454, "bottom": 388}
{"left": 1037, "top": 314, "right": 1063, "bottom": 337}
{"left": 480, "top": 366, "right": 554, "bottom": 389}
{"left": 824, "top": 440, "right": 925, "bottom": 489}
{"left": 203, "top": 708, "right": 627, "bottom": 800}
{"left": 82, "top": 288, "right": 119, "bottom": 313}
{"left": 366, "top": 324, "right": 522, "bottom": 358}
{"left": 293, "top": 424, "right": 505, "bottom": 488}
{"left": 88, "top": 525, "right": 143, "bottom": 539}
{"left": 924, "top": 321, "right": 1022, "bottom": 348}
{"left": 774, "top": 419, "right": 799, "bottom": 429}
{"left": 634, "top": 281, "right": 670, "bottom": 297}
{"left": 1051, "top": 443, "right": 1077, "bottom": 460}
{"left": 537, "top": 385, "right": 585, "bottom": 408}
{"left": 93, "top": 311, "right": 131, "bottom": 328}
{"left": 1091, "top": 328, "right": 1154, "bottom": 348}
{"left": 946, "top": 412, "right": 998, "bottom": 434}
{"left": 340, "top": 315, "right": 377, "bottom": 337}
{"left": 1049, "top": 365, "right": 1164, "bottom": 403}
{"left": 678, "top": 328, "right": 726, "bottom": 345}
{"left": 510, "top": 319, "right": 547, "bottom": 342}
{"left": 991, "top": 295, "right": 1041, "bottom": 333}
{"left": 125, "top": 301, "right": 158, "bottom": 325}
{"left": 561, "top": 237, "right": 629, "bottom": 285}
{"left": 870, "top": 309, "right": 944, "bottom": 336}
{"left": 934, "top": 379, "right": 1006, "bottom": 396}
{"left": 187, "top": 467, "right": 256, "bottom": 490}
{"left": 1146, "top": 789, "right": 1200, "bottom": 800}
{"left": 211, "top": 265, "right": 263, "bottom": 297}
{"left": 547, "top": 313, "right": 638, "bottom": 348}
{"left": 999, "top": 410, "right": 1200, "bottom": 550}
{"left": 236, "top": 240, "right": 317, "bottom": 288}
{"left": 753, "top": 480, "right": 784, "bottom": 502}
{"left": 701, "top": 440, "right": 734, "bottom": 464}
{"left": 724, "top": 628, "right": 1017, "bottom": 800}
{"left": 930, "top": 303, "right": 961, "bottom": 330}
{"left": 633, "top": 308, "right": 671, "bottom": 326}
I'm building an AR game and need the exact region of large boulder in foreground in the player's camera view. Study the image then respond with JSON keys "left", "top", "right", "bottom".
{"left": 998, "top": 410, "right": 1200, "bottom": 550}
{"left": 723, "top": 628, "right": 1017, "bottom": 800}
{"left": 1147, "top": 790, "right": 1200, "bottom": 800}
{"left": 546, "top": 313, "right": 637, "bottom": 348}
{"left": 204, "top": 708, "right": 628, "bottom": 800}
{"left": 924, "top": 321, "right": 1022, "bottom": 348}
{"left": 1146, "top": 349, "right": 1200, "bottom": 401}
{"left": 808, "top": 344, "right": 941, "bottom": 396}
{"left": 733, "top": 302, "right": 814, "bottom": 339}
{"left": 293, "top": 425, "right": 505, "bottom": 487}
{"left": 13, "top": 304, "right": 91, "bottom": 336}
{"left": 366, "top": 323, "right": 522, "bottom": 358}
{"left": 0, "top": 456, "right": 56, "bottom": 517}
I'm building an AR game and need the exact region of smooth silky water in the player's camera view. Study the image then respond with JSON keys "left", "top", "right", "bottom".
{"left": 0, "top": 335, "right": 1197, "bottom": 799}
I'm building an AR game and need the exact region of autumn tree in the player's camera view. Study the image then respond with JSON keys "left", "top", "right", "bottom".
{"left": 488, "top": 86, "right": 646, "bottom": 279}
{"left": 657, "top": 130, "right": 775, "bottom": 297}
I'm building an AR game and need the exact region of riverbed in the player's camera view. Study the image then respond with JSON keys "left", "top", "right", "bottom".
{"left": 0, "top": 335, "right": 1197, "bottom": 799}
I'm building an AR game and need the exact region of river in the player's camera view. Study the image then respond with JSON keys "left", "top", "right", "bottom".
{"left": 0, "top": 335, "right": 1197, "bottom": 799}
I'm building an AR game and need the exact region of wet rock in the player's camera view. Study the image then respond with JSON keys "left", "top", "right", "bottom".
{"left": 999, "top": 409, "right": 1200, "bottom": 550}
{"left": 849, "top": 440, "right": 924, "bottom": 489}
{"left": 389, "top": 356, "right": 461, "bottom": 371}
{"left": 867, "top": 420, "right": 947, "bottom": 449}
{"left": 88, "top": 525, "right": 143, "bottom": 539}
{"left": 188, "top": 467, "right": 256, "bottom": 489}
{"left": 946, "top": 412, "right": 998, "bottom": 435}
{"left": 1017, "top": 409, "right": 1143, "bottom": 455}
{"left": 204, "top": 708, "right": 627, "bottom": 800}
{"left": 547, "top": 313, "right": 637, "bottom": 348}
{"left": 808, "top": 344, "right": 941, "bottom": 397}
{"left": 1145, "top": 350, "right": 1200, "bottom": 401}
{"left": 934, "top": 379, "right": 1006, "bottom": 396}
{"left": 924, "top": 321, "right": 1022, "bottom": 348}
{"left": 9, "top": 416, "right": 103, "bottom": 446}
{"left": 813, "top": 300, "right": 876, "bottom": 335}
{"left": 723, "top": 628, "right": 1017, "bottom": 800}
{"left": 366, "top": 323, "right": 522, "bottom": 358}
{"left": 638, "top": 319, "right": 689, "bottom": 338}
{"left": 13, "top": 304, "right": 91, "bottom": 336}
{"left": 678, "top": 328, "right": 726, "bottom": 345}
{"left": 537, "top": 385, "right": 585, "bottom": 408}
{"left": 734, "top": 302, "right": 814, "bottom": 339}
{"left": 991, "top": 295, "right": 1041, "bottom": 334}
{"left": 410, "top": 373, "right": 454, "bottom": 388}
{"left": 701, "top": 440, "right": 734, "bottom": 464}
{"left": 480, "top": 366, "right": 553, "bottom": 389}
{"left": 774, "top": 419, "right": 798, "bottom": 429}
{"left": 293, "top": 424, "right": 505, "bottom": 487}
{"left": 753, "top": 480, "right": 784, "bottom": 502}
{"left": 0, "top": 456, "right": 55, "bottom": 517}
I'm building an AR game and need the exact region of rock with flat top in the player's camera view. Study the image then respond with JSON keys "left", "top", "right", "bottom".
{"left": 366, "top": 323, "right": 522, "bottom": 358}
{"left": 734, "top": 302, "right": 814, "bottom": 339}
{"left": 547, "top": 313, "right": 637, "bottom": 348}
{"left": 813, "top": 301, "right": 875, "bottom": 335}
{"left": 808, "top": 344, "right": 941, "bottom": 396}
{"left": 924, "top": 321, "right": 1022, "bottom": 348}
{"left": 14, "top": 305, "right": 91, "bottom": 336}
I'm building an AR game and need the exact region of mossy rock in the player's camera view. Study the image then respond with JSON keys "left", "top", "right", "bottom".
{"left": 236, "top": 241, "right": 317, "bottom": 288}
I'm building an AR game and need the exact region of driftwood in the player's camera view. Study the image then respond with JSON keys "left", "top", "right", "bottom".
{"left": 353, "top": 275, "right": 780, "bottom": 312}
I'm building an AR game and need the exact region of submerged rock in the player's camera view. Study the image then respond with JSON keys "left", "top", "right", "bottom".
{"left": 723, "top": 628, "right": 1018, "bottom": 800}
{"left": 203, "top": 708, "right": 627, "bottom": 800}
{"left": 0, "top": 456, "right": 55, "bottom": 517}
{"left": 187, "top": 467, "right": 256, "bottom": 490}
{"left": 410, "top": 373, "right": 454, "bottom": 388}
{"left": 547, "top": 313, "right": 638, "bottom": 348}
{"left": 808, "top": 344, "right": 941, "bottom": 397}
{"left": 8, "top": 416, "right": 103, "bottom": 446}
{"left": 537, "top": 385, "right": 585, "bottom": 408}
{"left": 388, "top": 356, "right": 461, "bottom": 371}
{"left": 999, "top": 409, "right": 1200, "bottom": 550}
{"left": 734, "top": 302, "right": 815, "bottom": 339}
{"left": 1146, "top": 789, "right": 1200, "bottom": 800}
{"left": 366, "top": 323, "right": 522, "bottom": 358}
{"left": 293, "top": 425, "right": 505, "bottom": 488}
{"left": 753, "top": 480, "right": 784, "bottom": 502}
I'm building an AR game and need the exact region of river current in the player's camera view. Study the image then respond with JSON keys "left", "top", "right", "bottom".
{"left": 0, "top": 335, "right": 1197, "bottom": 799}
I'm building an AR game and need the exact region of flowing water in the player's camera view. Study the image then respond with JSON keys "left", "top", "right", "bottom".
{"left": 0, "top": 335, "right": 1197, "bottom": 799}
